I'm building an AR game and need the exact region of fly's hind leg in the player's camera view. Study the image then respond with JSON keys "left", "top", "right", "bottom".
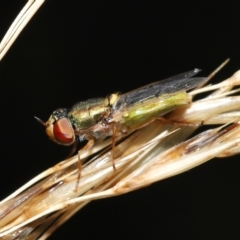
{"left": 155, "top": 117, "right": 203, "bottom": 127}
{"left": 75, "top": 139, "right": 95, "bottom": 192}
{"left": 134, "top": 116, "right": 202, "bottom": 129}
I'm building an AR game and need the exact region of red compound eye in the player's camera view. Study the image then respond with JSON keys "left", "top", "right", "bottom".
{"left": 53, "top": 118, "right": 75, "bottom": 145}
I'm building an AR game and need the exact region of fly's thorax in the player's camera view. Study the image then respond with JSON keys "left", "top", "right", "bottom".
{"left": 68, "top": 97, "right": 115, "bottom": 130}
{"left": 68, "top": 94, "right": 120, "bottom": 141}
{"left": 45, "top": 108, "right": 75, "bottom": 146}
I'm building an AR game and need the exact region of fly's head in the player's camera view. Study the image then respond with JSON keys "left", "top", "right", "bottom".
{"left": 35, "top": 108, "right": 75, "bottom": 146}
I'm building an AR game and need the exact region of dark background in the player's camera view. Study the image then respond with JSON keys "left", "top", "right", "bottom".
{"left": 0, "top": 1, "right": 240, "bottom": 239}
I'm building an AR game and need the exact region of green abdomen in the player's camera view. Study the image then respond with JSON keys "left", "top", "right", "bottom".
{"left": 121, "top": 91, "right": 189, "bottom": 129}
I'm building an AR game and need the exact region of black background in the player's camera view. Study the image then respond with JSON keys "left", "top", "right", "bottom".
{"left": 1, "top": 1, "right": 240, "bottom": 239}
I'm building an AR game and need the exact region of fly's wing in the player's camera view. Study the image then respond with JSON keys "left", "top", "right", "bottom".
{"left": 112, "top": 69, "right": 205, "bottom": 112}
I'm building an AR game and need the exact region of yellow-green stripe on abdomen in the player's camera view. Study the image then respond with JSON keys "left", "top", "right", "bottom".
{"left": 121, "top": 91, "right": 189, "bottom": 129}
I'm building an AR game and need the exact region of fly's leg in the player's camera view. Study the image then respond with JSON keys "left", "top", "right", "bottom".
{"left": 155, "top": 117, "right": 203, "bottom": 127}
{"left": 111, "top": 124, "right": 117, "bottom": 171}
{"left": 67, "top": 140, "right": 78, "bottom": 158}
{"left": 129, "top": 117, "right": 202, "bottom": 133}
{"left": 75, "top": 139, "right": 95, "bottom": 192}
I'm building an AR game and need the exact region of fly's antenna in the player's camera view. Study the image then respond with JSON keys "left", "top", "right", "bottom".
{"left": 34, "top": 116, "right": 47, "bottom": 127}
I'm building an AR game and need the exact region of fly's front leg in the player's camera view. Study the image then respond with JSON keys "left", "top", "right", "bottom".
{"left": 67, "top": 140, "right": 78, "bottom": 158}
{"left": 75, "top": 139, "right": 95, "bottom": 192}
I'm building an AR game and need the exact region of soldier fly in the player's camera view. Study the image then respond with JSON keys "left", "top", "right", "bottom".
{"left": 35, "top": 69, "right": 205, "bottom": 189}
